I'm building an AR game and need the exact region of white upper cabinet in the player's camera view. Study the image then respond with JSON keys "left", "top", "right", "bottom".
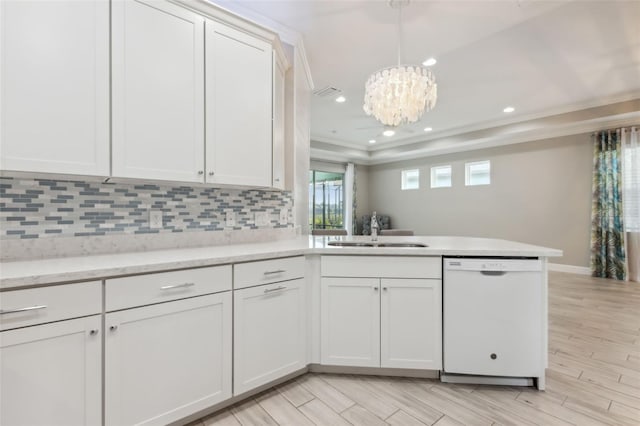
{"left": 0, "top": 0, "right": 109, "bottom": 176}
{"left": 111, "top": 0, "right": 205, "bottom": 182}
{"left": 205, "top": 20, "right": 273, "bottom": 187}
{"left": 272, "top": 50, "right": 286, "bottom": 190}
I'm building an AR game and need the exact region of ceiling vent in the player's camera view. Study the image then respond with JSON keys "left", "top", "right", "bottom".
{"left": 313, "top": 86, "right": 342, "bottom": 98}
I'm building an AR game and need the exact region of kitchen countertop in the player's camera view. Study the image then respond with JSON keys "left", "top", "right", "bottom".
{"left": 0, "top": 235, "right": 562, "bottom": 290}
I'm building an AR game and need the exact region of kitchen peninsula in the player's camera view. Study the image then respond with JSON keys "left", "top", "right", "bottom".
{"left": 1, "top": 235, "right": 561, "bottom": 426}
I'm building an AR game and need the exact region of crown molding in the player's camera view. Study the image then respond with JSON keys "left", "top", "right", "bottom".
{"left": 311, "top": 107, "right": 640, "bottom": 165}
{"left": 201, "top": 0, "right": 313, "bottom": 89}
{"left": 295, "top": 40, "right": 315, "bottom": 90}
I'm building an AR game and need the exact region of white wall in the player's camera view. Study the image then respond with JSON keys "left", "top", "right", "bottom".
{"left": 367, "top": 133, "right": 593, "bottom": 268}
{"left": 292, "top": 47, "right": 311, "bottom": 234}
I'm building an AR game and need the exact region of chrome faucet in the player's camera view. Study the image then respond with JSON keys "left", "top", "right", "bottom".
{"left": 371, "top": 211, "right": 379, "bottom": 241}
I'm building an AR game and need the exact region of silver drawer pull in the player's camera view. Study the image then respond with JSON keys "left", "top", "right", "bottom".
{"left": 264, "top": 286, "right": 286, "bottom": 294}
{"left": 160, "top": 282, "right": 195, "bottom": 290}
{"left": 263, "top": 270, "right": 285, "bottom": 275}
{"left": 0, "top": 305, "right": 47, "bottom": 315}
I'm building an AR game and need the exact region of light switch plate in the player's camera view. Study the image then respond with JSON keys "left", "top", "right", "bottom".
{"left": 279, "top": 209, "right": 288, "bottom": 225}
{"left": 254, "top": 212, "right": 269, "bottom": 227}
{"left": 149, "top": 210, "right": 163, "bottom": 229}
{"left": 225, "top": 211, "right": 235, "bottom": 227}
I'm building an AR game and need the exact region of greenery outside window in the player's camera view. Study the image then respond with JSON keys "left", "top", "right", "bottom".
{"left": 309, "top": 170, "right": 345, "bottom": 229}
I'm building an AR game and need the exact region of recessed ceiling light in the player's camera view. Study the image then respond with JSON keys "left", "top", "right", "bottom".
{"left": 335, "top": 96, "right": 346, "bottom": 103}
{"left": 424, "top": 127, "right": 433, "bottom": 132}
{"left": 503, "top": 106, "right": 515, "bottom": 113}
{"left": 369, "top": 139, "right": 376, "bottom": 144}
{"left": 422, "top": 57, "right": 437, "bottom": 67}
{"left": 382, "top": 129, "right": 395, "bottom": 137}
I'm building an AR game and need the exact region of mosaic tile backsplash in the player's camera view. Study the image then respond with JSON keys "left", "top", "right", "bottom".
{"left": 0, "top": 176, "right": 293, "bottom": 240}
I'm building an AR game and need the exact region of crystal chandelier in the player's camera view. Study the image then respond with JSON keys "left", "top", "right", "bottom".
{"left": 363, "top": 0, "right": 437, "bottom": 127}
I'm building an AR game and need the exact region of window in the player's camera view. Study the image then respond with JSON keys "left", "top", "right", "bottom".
{"left": 622, "top": 138, "right": 639, "bottom": 232}
{"left": 401, "top": 169, "right": 420, "bottom": 190}
{"left": 431, "top": 165, "right": 452, "bottom": 188}
{"left": 465, "top": 160, "right": 491, "bottom": 186}
{"left": 309, "top": 170, "right": 344, "bottom": 230}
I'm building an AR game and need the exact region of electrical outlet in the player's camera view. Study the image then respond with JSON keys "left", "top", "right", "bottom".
{"left": 279, "top": 209, "right": 288, "bottom": 225}
{"left": 254, "top": 212, "right": 269, "bottom": 227}
{"left": 149, "top": 210, "right": 163, "bottom": 229}
{"left": 225, "top": 211, "right": 236, "bottom": 227}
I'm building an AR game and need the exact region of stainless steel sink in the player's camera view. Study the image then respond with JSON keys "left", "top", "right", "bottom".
{"left": 377, "top": 243, "right": 428, "bottom": 247}
{"left": 327, "top": 241, "right": 376, "bottom": 247}
{"left": 327, "top": 241, "right": 428, "bottom": 248}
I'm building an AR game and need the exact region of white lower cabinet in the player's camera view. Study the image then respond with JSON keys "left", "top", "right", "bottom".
{"left": 0, "top": 315, "right": 102, "bottom": 426}
{"left": 234, "top": 278, "right": 306, "bottom": 395}
{"left": 380, "top": 279, "right": 441, "bottom": 370}
{"left": 321, "top": 277, "right": 380, "bottom": 367}
{"left": 320, "top": 256, "right": 442, "bottom": 370}
{"left": 105, "top": 292, "right": 232, "bottom": 426}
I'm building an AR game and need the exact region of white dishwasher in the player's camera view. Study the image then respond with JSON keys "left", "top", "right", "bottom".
{"left": 442, "top": 257, "right": 543, "bottom": 385}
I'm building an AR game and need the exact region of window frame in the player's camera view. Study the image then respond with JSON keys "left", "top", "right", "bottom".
{"left": 401, "top": 169, "right": 420, "bottom": 190}
{"left": 465, "top": 160, "right": 491, "bottom": 186}
{"left": 309, "top": 169, "right": 346, "bottom": 230}
{"left": 430, "top": 165, "right": 452, "bottom": 188}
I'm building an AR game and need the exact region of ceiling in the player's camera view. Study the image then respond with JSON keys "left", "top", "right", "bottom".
{"left": 211, "top": 0, "right": 640, "bottom": 161}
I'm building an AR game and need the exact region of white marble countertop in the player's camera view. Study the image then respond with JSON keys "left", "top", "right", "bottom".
{"left": 0, "top": 235, "right": 562, "bottom": 290}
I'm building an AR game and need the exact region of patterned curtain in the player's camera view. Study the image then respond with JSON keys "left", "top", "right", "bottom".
{"left": 590, "top": 130, "right": 626, "bottom": 280}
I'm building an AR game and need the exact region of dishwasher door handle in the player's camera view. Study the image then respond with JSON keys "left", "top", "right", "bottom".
{"left": 480, "top": 270, "right": 507, "bottom": 276}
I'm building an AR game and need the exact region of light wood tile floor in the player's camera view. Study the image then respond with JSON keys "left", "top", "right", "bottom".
{"left": 191, "top": 272, "right": 640, "bottom": 425}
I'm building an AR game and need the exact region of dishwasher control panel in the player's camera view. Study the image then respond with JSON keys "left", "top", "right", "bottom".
{"left": 444, "top": 258, "right": 541, "bottom": 272}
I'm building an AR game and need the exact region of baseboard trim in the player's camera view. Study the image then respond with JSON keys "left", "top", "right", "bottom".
{"left": 548, "top": 263, "right": 591, "bottom": 275}
{"left": 309, "top": 364, "right": 439, "bottom": 379}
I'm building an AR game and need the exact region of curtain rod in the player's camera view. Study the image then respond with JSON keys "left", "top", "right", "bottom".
{"left": 592, "top": 125, "right": 638, "bottom": 135}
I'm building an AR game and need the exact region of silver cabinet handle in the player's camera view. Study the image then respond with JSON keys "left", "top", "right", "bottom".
{"left": 373, "top": 286, "right": 379, "bottom": 291}
{"left": 89, "top": 329, "right": 99, "bottom": 336}
{"left": 263, "top": 270, "right": 285, "bottom": 275}
{"left": 110, "top": 325, "right": 118, "bottom": 332}
{"left": 264, "top": 286, "right": 286, "bottom": 294}
{"left": 208, "top": 171, "right": 215, "bottom": 176}
{"left": 198, "top": 170, "right": 204, "bottom": 175}
{"left": 383, "top": 287, "right": 388, "bottom": 291}
{"left": 0, "top": 305, "right": 47, "bottom": 315}
{"left": 160, "top": 282, "right": 195, "bottom": 290}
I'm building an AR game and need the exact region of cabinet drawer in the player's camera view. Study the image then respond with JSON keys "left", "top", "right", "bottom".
{"left": 106, "top": 265, "right": 231, "bottom": 311}
{"left": 1, "top": 281, "right": 101, "bottom": 331}
{"left": 321, "top": 256, "right": 441, "bottom": 279}
{"left": 234, "top": 256, "right": 304, "bottom": 290}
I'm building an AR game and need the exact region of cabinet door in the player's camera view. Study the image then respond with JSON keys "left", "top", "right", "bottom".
{"left": 105, "top": 293, "right": 232, "bottom": 426}
{"left": 234, "top": 279, "right": 306, "bottom": 395}
{"left": 380, "top": 279, "right": 442, "bottom": 370}
{"left": 112, "top": 0, "right": 205, "bottom": 182}
{"left": 272, "top": 51, "right": 286, "bottom": 189}
{"left": 205, "top": 20, "right": 272, "bottom": 187}
{"left": 321, "top": 277, "right": 380, "bottom": 367}
{"left": 1, "top": 316, "right": 101, "bottom": 426}
{"left": 0, "top": 0, "right": 109, "bottom": 176}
